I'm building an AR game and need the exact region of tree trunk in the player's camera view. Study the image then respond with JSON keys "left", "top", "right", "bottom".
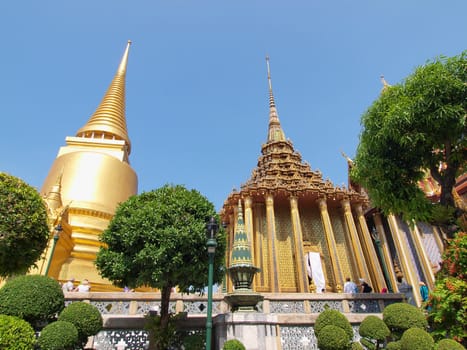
{"left": 159, "top": 285, "right": 172, "bottom": 331}
{"left": 148, "top": 285, "right": 173, "bottom": 350}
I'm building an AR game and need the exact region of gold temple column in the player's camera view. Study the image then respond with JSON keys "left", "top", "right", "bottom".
{"left": 387, "top": 214, "right": 422, "bottom": 306}
{"left": 265, "top": 194, "right": 280, "bottom": 292}
{"left": 373, "top": 212, "right": 398, "bottom": 292}
{"left": 243, "top": 197, "right": 255, "bottom": 263}
{"left": 317, "top": 197, "right": 343, "bottom": 292}
{"left": 355, "top": 204, "right": 387, "bottom": 293}
{"left": 411, "top": 224, "right": 435, "bottom": 289}
{"left": 289, "top": 196, "right": 308, "bottom": 292}
{"left": 341, "top": 199, "right": 370, "bottom": 282}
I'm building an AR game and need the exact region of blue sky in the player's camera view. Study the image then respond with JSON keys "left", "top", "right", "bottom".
{"left": 1, "top": 1, "right": 466, "bottom": 211}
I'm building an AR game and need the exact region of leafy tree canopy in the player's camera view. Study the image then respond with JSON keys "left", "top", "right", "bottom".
{"left": 352, "top": 52, "right": 466, "bottom": 225}
{"left": 96, "top": 184, "right": 226, "bottom": 292}
{"left": 427, "top": 232, "right": 467, "bottom": 346}
{"left": 0, "top": 172, "right": 50, "bottom": 277}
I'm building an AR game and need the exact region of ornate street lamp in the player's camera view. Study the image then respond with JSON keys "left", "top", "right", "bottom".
{"left": 44, "top": 224, "right": 63, "bottom": 276}
{"left": 205, "top": 216, "right": 218, "bottom": 350}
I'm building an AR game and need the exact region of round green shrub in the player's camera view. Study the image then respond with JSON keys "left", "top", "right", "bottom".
{"left": 359, "top": 315, "right": 391, "bottom": 341}
{"left": 351, "top": 341, "right": 364, "bottom": 350}
{"left": 400, "top": 327, "right": 434, "bottom": 350}
{"left": 387, "top": 341, "right": 402, "bottom": 350}
{"left": 317, "top": 325, "right": 350, "bottom": 350}
{"left": 223, "top": 339, "right": 246, "bottom": 350}
{"left": 0, "top": 172, "right": 49, "bottom": 278}
{"left": 314, "top": 308, "right": 353, "bottom": 340}
{"left": 0, "top": 314, "right": 36, "bottom": 349}
{"left": 0, "top": 275, "right": 64, "bottom": 327}
{"left": 437, "top": 339, "right": 466, "bottom": 350}
{"left": 37, "top": 321, "right": 79, "bottom": 350}
{"left": 383, "top": 302, "right": 428, "bottom": 338}
{"left": 58, "top": 302, "right": 103, "bottom": 342}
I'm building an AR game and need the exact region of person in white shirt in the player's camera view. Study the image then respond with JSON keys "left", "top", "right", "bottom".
{"left": 62, "top": 278, "right": 75, "bottom": 292}
{"left": 343, "top": 277, "right": 358, "bottom": 294}
{"left": 74, "top": 279, "right": 91, "bottom": 292}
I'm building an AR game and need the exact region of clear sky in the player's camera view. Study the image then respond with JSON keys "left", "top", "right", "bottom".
{"left": 1, "top": 1, "right": 466, "bottom": 211}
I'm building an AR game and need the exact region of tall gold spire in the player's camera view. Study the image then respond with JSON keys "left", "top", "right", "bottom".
{"left": 266, "top": 56, "right": 286, "bottom": 142}
{"left": 76, "top": 41, "right": 132, "bottom": 153}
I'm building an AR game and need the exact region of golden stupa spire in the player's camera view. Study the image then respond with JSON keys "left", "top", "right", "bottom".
{"left": 266, "top": 56, "right": 286, "bottom": 143}
{"left": 76, "top": 41, "right": 132, "bottom": 153}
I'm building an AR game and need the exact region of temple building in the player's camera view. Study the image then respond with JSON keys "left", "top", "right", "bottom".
{"left": 36, "top": 42, "right": 137, "bottom": 291}
{"left": 220, "top": 58, "right": 449, "bottom": 307}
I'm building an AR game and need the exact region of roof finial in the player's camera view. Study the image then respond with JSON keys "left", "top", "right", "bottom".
{"left": 265, "top": 56, "right": 285, "bottom": 142}
{"left": 380, "top": 75, "right": 391, "bottom": 92}
{"left": 266, "top": 55, "right": 275, "bottom": 108}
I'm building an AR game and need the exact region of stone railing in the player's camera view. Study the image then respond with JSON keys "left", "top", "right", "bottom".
{"left": 65, "top": 292, "right": 405, "bottom": 349}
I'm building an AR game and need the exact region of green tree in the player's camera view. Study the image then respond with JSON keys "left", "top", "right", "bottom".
{"left": 427, "top": 232, "right": 467, "bottom": 346}
{"left": 95, "top": 184, "right": 226, "bottom": 348}
{"left": 0, "top": 172, "right": 50, "bottom": 277}
{"left": 352, "top": 52, "right": 466, "bottom": 229}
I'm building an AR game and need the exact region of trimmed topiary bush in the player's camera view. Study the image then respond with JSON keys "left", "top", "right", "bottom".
{"left": 317, "top": 325, "right": 351, "bottom": 350}
{"left": 383, "top": 302, "right": 428, "bottom": 339}
{"left": 0, "top": 275, "right": 64, "bottom": 327}
{"left": 314, "top": 308, "right": 353, "bottom": 340}
{"left": 0, "top": 314, "right": 36, "bottom": 349}
{"left": 359, "top": 315, "right": 391, "bottom": 349}
{"left": 437, "top": 339, "right": 466, "bottom": 350}
{"left": 37, "top": 321, "right": 79, "bottom": 350}
{"left": 400, "top": 327, "right": 434, "bottom": 350}
{"left": 223, "top": 339, "right": 246, "bottom": 350}
{"left": 351, "top": 341, "right": 364, "bottom": 350}
{"left": 57, "top": 301, "right": 103, "bottom": 344}
{"left": 386, "top": 341, "right": 402, "bottom": 350}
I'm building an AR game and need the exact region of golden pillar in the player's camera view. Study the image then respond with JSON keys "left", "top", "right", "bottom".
{"left": 341, "top": 199, "right": 370, "bottom": 282}
{"left": 289, "top": 196, "right": 308, "bottom": 292}
{"left": 387, "top": 214, "right": 422, "bottom": 306}
{"left": 243, "top": 197, "right": 255, "bottom": 263}
{"left": 355, "top": 204, "right": 387, "bottom": 293}
{"left": 373, "top": 212, "right": 399, "bottom": 292}
{"left": 317, "top": 197, "right": 343, "bottom": 292}
{"left": 265, "top": 194, "right": 279, "bottom": 292}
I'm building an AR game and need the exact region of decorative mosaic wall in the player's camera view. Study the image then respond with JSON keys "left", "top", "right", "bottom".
{"left": 417, "top": 222, "right": 442, "bottom": 272}
{"left": 280, "top": 325, "right": 361, "bottom": 350}
{"left": 275, "top": 205, "right": 297, "bottom": 291}
{"left": 329, "top": 209, "right": 354, "bottom": 280}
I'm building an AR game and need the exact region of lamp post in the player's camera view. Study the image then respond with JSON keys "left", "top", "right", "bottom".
{"left": 205, "top": 217, "right": 218, "bottom": 350}
{"left": 44, "top": 224, "right": 63, "bottom": 276}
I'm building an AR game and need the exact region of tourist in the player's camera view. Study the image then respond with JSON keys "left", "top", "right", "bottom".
{"left": 74, "top": 279, "right": 91, "bottom": 292}
{"left": 62, "top": 278, "right": 75, "bottom": 292}
{"left": 359, "top": 278, "right": 373, "bottom": 293}
{"left": 419, "top": 281, "right": 429, "bottom": 302}
{"left": 343, "top": 277, "right": 358, "bottom": 294}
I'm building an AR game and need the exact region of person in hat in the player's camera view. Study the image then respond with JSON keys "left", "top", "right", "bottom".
{"left": 359, "top": 278, "right": 372, "bottom": 293}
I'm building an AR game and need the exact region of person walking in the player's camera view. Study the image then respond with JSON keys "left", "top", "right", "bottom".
{"left": 343, "top": 277, "right": 358, "bottom": 294}
{"left": 419, "top": 281, "right": 429, "bottom": 302}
